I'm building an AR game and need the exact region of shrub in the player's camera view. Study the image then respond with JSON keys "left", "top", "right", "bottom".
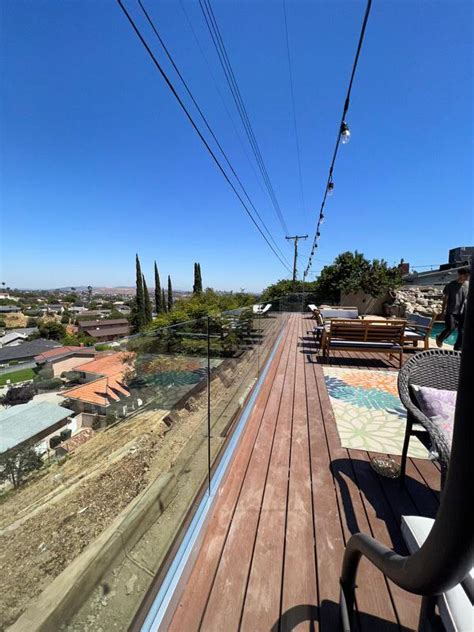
{"left": 0, "top": 383, "right": 36, "bottom": 407}
{"left": 60, "top": 428, "right": 72, "bottom": 441}
{"left": 35, "top": 377, "right": 63, "bottom": 391}
{"left": 95, "top": 344, "right": 113, "bottom": 351}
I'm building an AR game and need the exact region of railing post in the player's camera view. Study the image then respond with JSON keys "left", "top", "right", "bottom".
{"left": 206, "top": 315, "right": 211, "bottom": 497}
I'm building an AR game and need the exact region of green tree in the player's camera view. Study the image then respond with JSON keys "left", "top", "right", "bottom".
{"left": 143, "top": 275, "right": 153, "bottom": 324}
{"left": 38, "top": 321, "right": 66, "bottom": 341}
{"left": 193, "top": 262, "right": 203, "bottom": 294}
{"left": 1, "top": 383, "right": 36, "bottom": 407}
{"left": 0, "top": 443, "right": 43, "bottom": 488}
{"left": 167, "top": 275, "right": 173, "bottom": 312}
{"left": 154, "top": 261, "right": 162, "bottom": 313}
{"left": 315, "top": 251, "right": 402, "bottom": 302}
{"left": 162, "top": 288, "right": 167, "bottom": 313}
{"left": 131, "top": 254, "right": 145, "bottom": 332}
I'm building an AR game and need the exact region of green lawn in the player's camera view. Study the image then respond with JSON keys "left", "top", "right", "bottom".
{"left": 0, "top": 368, "right": 36, "bottom": 386}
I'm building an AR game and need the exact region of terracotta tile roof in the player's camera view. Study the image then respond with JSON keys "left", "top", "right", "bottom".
{"left": 34, "top": 346, "right": 94, "bottom": 362}
{"left": 76, "top": 352, "right": 134, "bottom": 377}
{"left": 62, "top": 375, "right": 129, "bottom": 406}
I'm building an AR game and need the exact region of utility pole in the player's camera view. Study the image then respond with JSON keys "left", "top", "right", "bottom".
{"left": 285, "top": 235, "right": 308, "bottom": 286}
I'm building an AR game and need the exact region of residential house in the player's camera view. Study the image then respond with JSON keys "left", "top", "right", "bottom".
{"left": 0, "top": 331, "right": 29, "bottom": 348}
{"left": 0, "top": 305, "right": 22, "bottom": 314}
{"left": 0, "top": 339, "right": 61, "bottom": 365}
{"left": 61, "top": 352, "right": 134, "bottom": 418}
{"left": 0, "top": 401, "right": 75, "bottom": 454}
{"left": 45, "top": 304, "right": 65, "bottom": 314}
{"left": 35, "top": 346, "right": 96, "bottom": 377}
{"left": 77, "top": 318, "right": 130, "bottom": 342}
{"left": 70, "top": 306, "right": 88, "bottom": 315}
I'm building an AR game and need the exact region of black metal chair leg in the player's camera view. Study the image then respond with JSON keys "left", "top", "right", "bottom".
{"left": 399, "top": 415, "right": 413, "bottom": 484}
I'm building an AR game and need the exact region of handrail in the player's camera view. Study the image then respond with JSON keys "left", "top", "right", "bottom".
{"left": 339, "top": 286, "right": 474, "bottom": 630}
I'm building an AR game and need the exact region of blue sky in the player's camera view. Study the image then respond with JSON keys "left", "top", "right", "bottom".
{"left": 1, "top": 0, "right": 472, "bottom": 292}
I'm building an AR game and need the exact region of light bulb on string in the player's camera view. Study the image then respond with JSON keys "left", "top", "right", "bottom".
{"left": 327, "top": 180, "right": 334, "bottom": 196}
{"left": 340, "top": 121, "right": 351, "bottom": 144}
{"left": 316, "top": 230, "right": 321, "bottom": 238}
{"left": 320, "top": 213, "right": 325, "bottom": 224}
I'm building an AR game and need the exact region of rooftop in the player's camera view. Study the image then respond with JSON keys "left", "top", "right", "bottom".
{"left": 34, "top": 345, "right": 93, "bottom": 362}
{"left": 74, "top": 352, "right": 133, "bottom": 377}
{"left": 0, "top": 339, "right": 61, "bottom": 363}
{"left": 83, "top": 325, "right": 130, "bottom": 339}
{"left": 62, "top": 374, "right": 129, "bottom": 406}
{"left": 78, "top": 318, "right": 129, "bottom": 328}
{"left": 0, "top": 401, "right": 75, "bottom": 453}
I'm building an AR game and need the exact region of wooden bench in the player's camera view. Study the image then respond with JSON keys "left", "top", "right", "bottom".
{"left": 321, "top": 319, "right": 406, "bottom": 367}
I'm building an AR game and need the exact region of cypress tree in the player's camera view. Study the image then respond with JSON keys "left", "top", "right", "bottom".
{"left": 193, "top": 263, "right": 198, "bottom": 295}
{"left": 133, "top": 254, "right": 145, "bottom": 331}
{"left": 154, "top": 261, "right": 162, "bottom": 313}
{"left": 162, "top": 288, "right": 167, "bottom": 313}
{"left": 167, "top": 275, "right": 173, "bottom": 312}
{"left": 197, "top": 263, "right": 203, "bottom": 293}
{"left": 193, "top": 262, "right": 203, "bottom": 294}
{"left": 143, "top": 275, "right": 153, "bottom": 324}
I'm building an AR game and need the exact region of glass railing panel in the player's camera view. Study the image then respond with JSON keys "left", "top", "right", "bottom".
{"left": 26, "top": 318, "right": 211, "bottom": 632}
{"left": 0, "top": 304, "right": 288, "bottom": 632}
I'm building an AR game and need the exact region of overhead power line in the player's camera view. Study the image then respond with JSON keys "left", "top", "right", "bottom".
{"left": 304, "top": 0, "right": 373, "bottom": 278}
{"left": 282, "top": 0, "right": 305, "bottom": 215}
{"left": 199, "top": 0, "right": 290, "bottom": 237}
{"left": 116, "top": 0, "right": 292, "bottom": 274}
{"left": 137, "top": 0, "right": 290, "bottom": 266}
{"left": 178, "top": 0, "right": 271, "bottom": 204}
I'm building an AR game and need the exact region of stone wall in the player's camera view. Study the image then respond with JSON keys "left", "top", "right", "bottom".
{"left": 393, "top": 285, "right": 443, "bottom": 317}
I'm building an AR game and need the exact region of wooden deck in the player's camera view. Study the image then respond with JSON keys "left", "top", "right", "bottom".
{"left": 165, "top": 314, "right": 440, "bottom": 632}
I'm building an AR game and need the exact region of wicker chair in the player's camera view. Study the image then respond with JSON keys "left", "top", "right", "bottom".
{"left": 397, "top": 348, "right": 461, "bottom": 485}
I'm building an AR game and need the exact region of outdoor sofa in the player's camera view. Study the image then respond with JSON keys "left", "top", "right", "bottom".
{"left": 321, "top": 319, "right": 406, "bottom": 367}
{"left": 309, "top": 306, "right": 360, "bottom": 344}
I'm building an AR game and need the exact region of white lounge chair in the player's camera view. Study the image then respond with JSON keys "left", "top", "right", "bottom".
{"left": 260, "top": 304, "right": 272, "bottom": 316}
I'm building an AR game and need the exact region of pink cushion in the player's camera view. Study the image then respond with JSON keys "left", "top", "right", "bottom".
{"left": 414, "top": 385, "right": 457, "bottom": 449}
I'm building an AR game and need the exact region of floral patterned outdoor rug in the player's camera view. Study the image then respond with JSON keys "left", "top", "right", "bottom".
{"left": 323, "top": 368, "right": 429, "bottom": 458}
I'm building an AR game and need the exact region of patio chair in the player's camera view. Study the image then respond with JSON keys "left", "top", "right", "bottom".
{"left": 398, "top": 348, "right": 461, "bottom": 485}
{"left": 260, "top": 304, "right": 272, "bottom": 316}
{"left": 252, "top": 304, "right": 262, "bottom": 314}
{"left": 401, "top": 515, "right": 474, "bottom": 632}
{"left": 339, "top": 287, "right": 473, "bottom": 632}
{"left": 403, "top": 313, "right": 436, "bottom": 350}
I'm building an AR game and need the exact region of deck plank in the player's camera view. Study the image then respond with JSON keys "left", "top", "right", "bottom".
{"left": 167, "top": 316, "right": 295, "bottom": 632}
{"left": 165, "top": 314, "right": 441, "bottom": 632}
{"left": 199, "top": 316, "right": 299, "bottom": 631}
{"left": 280, "top": 316, "right": 319, "bottom": 631}
{"left": 240, "top": 320, "right": 299, "bottom": 630}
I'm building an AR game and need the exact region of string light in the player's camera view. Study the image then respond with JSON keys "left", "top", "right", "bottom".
{"left": 304, "top": 0, "right": 372, "bottom": 278}
{"left": 340, "top": 121, "right": 351, "bottom": 145}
